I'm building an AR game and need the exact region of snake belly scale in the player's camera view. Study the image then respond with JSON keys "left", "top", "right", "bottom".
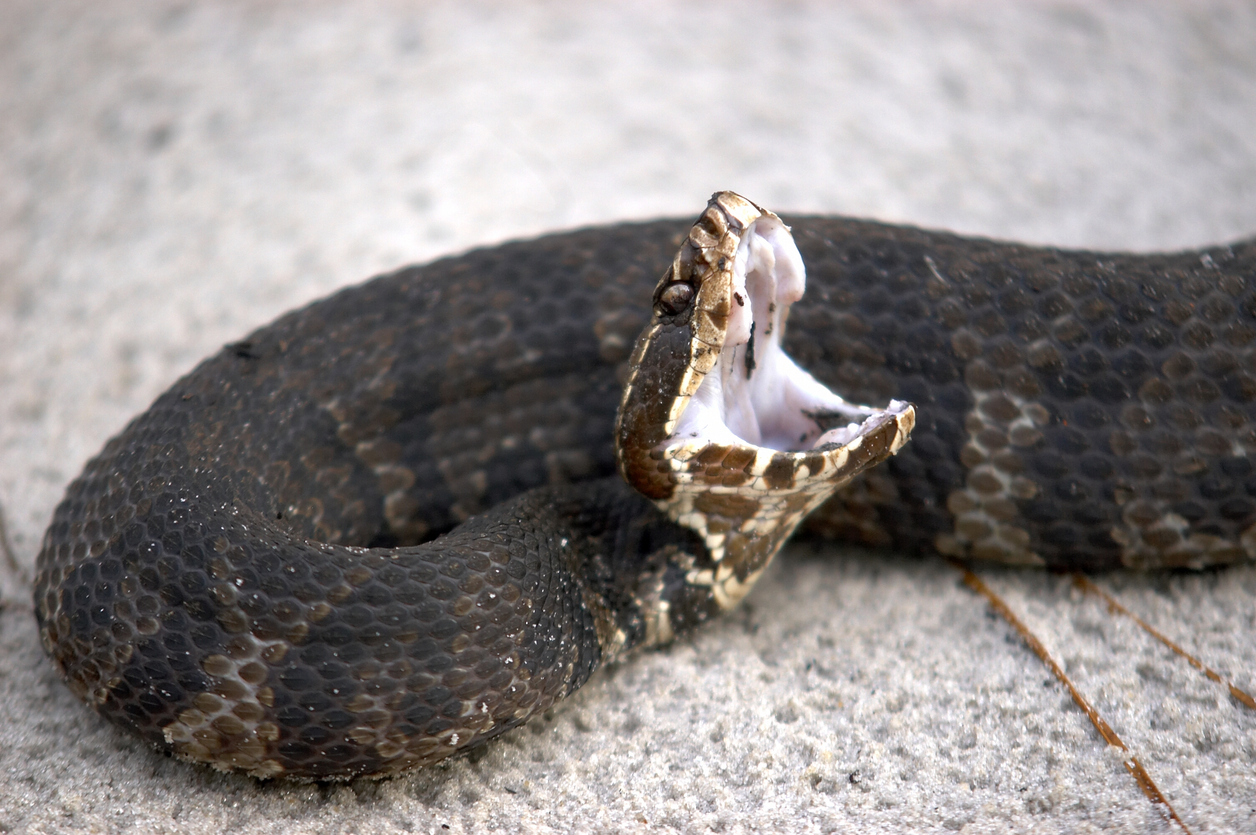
{"left": 34, "top": 192, "right": 1256, "bottom": 780}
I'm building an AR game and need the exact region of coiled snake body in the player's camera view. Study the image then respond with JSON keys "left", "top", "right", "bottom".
{"left": 34, "top": 193, "right": 1256, "bottom": 780}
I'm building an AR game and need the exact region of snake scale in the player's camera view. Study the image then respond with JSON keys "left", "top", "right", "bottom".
{"left": 34, "top": 192, "right": 1256, "bottom": 780}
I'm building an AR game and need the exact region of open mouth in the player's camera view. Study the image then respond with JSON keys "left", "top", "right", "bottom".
{"left": 671, "top": 213, "right": 911, "bottom": 456}
{"left": 617, "top": 193, "right": 915, "bottom": 621}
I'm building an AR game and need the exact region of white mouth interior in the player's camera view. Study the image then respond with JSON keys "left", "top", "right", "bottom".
{"left": 673, "top": 216, "right": 907, "bottom": 453}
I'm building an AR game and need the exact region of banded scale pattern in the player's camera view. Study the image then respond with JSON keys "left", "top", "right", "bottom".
{"left": 787, "top": 223, "right": 1256, "bottom": 569}
{"left": 34, "top": 212, "right": 1256, "bottom": 778}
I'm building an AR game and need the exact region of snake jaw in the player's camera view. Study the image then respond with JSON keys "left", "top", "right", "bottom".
{"left": 618, "top": 192, "right": 915, "bottom": 499}
{"left": 617, "top": 191, "right": 915, "bottom": 614}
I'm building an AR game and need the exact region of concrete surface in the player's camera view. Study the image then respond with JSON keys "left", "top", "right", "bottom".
{"left": 2, "top": 2, "right": 1256, "bottom": 833}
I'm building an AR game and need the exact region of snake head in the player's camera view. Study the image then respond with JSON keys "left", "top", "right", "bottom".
{"left": 616, "top": 192, "right": 915, "bottom": 603}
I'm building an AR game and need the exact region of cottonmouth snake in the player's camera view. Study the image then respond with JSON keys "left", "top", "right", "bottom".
{"left": 34, "top": 192, "right": 1256, "bottom": 780}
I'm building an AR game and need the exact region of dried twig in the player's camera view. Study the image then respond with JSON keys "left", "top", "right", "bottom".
{"left": 953, "top": 562, "right": 1191, "bottom": 835}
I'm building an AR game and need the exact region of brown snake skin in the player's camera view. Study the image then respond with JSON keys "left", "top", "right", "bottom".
{"left": 33, "top": 206, "right": 1256, "bottom": 780}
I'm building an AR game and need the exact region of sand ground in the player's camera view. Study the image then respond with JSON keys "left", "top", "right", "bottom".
{"left": 2, "top": 3, "right": 1256, "bottom": 832}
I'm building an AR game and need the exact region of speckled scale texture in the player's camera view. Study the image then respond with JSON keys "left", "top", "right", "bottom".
{"left": 35, "top": 217, "right": 1256, "bottom": 779}
{"left": 34, "top": 226, "right": 682, "bottom": 779}
{"left": 787, "top": 221, "right": 1256, "bottom": 570}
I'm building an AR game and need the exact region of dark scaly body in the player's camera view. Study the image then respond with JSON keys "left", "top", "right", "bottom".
{"left": 34, "top": 216, "right": 1256, "bottom": 778}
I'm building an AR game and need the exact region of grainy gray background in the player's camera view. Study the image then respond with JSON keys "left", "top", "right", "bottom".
{"left": 2, "top": 2, "right": 1256, "bottom": 833}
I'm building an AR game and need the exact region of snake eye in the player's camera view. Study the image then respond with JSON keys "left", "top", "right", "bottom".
{"left": 657, "top": 282, "right": 694, "bottom": 316}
